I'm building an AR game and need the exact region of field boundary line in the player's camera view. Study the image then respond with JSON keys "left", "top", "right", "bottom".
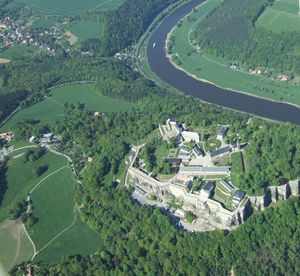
{"left": 90, "top": 0, "right": 113, "bottom": 11}
{"left": 11, "top": 145, "right": 37, "bottom": 153}
{"left": 44, "top": 96, "right": 64, "bottom": 107}
{"left": 30, "top": 165, "right": 68, "bottom": 194}
{"left": 33, "top": 211, "right": 78, "bottom": 258}
{"left": 22, "top": 224, "right": 37, "bottom": 260}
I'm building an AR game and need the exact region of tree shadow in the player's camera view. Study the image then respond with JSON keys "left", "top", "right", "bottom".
{"left": 0, "top": 161, "right": 8, "bottom": 207}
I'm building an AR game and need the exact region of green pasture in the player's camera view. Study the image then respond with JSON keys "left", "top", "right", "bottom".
{"left": 29, "top": 165, "right": 100, "bottom": 262}
{"left": 167, "top": 0, "right": 300, "bottom": 106}
{"left": 256, "top": 0, "right": 300, "bottom": 33}
{"left": 2, "top": 84, "right": 133, "bottom": 131}
{"left": 14, "top": 0, "right": 124, "bottom": 16}
{"left": 69, "top": 20, "right": 102, "bottom": 41}
{"left": 35, "top": 218, "right": 100, "bottom": 263}
{"left": 29, "top": 167, "right": 75, "bottom": 249}
{"left": 30, "top": 18, "right": 57, "bottom": 29}
{"left": 0, "top": 151, "right": 67, "bottom": 223}
{"left": 0, "top": 222, "right": 33, "bottom": 272}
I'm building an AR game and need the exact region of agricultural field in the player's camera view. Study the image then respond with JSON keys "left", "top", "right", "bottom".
{"left": 14, "top": 0, "right": 124, "bottom": 16}
{"left": 256, "top": 0, "right": 300, "bottom": 33}
{"left": 2, "top": 84, "right": 133, "bottom": 131}
{"left": 69, "top": 20, "right": 102, "bottom": 41}
{"left": 0, "top": 149, "right": 101, "bottom": 271}
{"left": 0, "top": 220, "right": 33, "bottom": 272}
{"left": 167, "top": 0, "right": 300, "bottom": 106}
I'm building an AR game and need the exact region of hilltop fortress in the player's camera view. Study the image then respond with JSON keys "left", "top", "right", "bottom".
{"left": 127, "top": 118, "right": 300, "bottom": 231}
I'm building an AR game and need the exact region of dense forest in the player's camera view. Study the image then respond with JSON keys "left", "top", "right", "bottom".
{"left": 83, "top": 0, "right": 178, "bottom": 55}
{"left": 192, "top": 0, "right": 300, "bottom": 74}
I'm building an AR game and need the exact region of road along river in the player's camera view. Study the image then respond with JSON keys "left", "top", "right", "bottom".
{"left": 147, "top": 0, "right": 300, "bottom": 125}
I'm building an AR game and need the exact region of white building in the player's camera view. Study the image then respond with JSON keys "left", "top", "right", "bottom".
{"left": 181, "top": 131, "right": 199, "bottom": 143}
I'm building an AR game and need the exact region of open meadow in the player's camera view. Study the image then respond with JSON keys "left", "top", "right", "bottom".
{"left": 2, "top": 84, "right": 133, "bottom": 131}
{"left": 0, "top": 151, "right": 68, "bottom": 223}
{"left": 14, "top": 0, "right": 124, "bottom": 16}
{"left": 0, "top": 220, "right": 33, "bottom": 272}
{"left": 69, "top": 20, "right": 102, "bottom": 41}
{"left": 167, "top": 0, "right": 300, "bottom": 106}
{"left": 256, "top": 0, "right": 300, "bottom": 33}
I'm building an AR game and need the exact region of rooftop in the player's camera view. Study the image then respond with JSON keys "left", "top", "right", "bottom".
{"left": 210, "top": 146, "right": 231, "bottom": 157}
{"left": 233, "top": 190, "right": 246, "bottom": 202}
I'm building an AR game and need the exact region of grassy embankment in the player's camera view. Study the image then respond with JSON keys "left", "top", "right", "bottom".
{"left": 167, "top": 0, "right": 300, "bottom": 106}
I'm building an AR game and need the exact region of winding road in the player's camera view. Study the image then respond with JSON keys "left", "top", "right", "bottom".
{"left": 147, "top": 0, "right": 300, "bottom": 125}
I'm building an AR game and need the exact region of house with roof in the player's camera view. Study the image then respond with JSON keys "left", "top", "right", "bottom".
{"left": 220, "top": 179, "right": 235, "bottom": 193}
{"left": 181, "top": 131, "right": 199, "bottom": 143}
{"left": 192, "top": 146, "right": 204, "bottom": 159}
{"left": 165, "top": 157, "right": 182, "bottom": 166}
{"left": 233, "top": 190, "right": 246, "bottom": 204}
{"left": 217, "top": 126, "right": 228, "bottom": 140}
{"left": 210, "top": 146, "right": 232, "bottom": 158}
{"left": 201, "top": 182, "right": 215, "bottom": 197}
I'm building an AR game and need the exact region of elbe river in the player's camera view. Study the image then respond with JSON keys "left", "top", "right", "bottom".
{"left": 147, "top": 0, "right": 300, "bottom": 125}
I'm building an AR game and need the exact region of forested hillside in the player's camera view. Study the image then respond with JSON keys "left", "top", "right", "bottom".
{"left": 192, "top": 0, "right": 300, "bottom": 74}
{"left": 10, "top": 88, "right": 300, "bottom": 274}
{"left": 83, "top": 0, "right": 178, "bottom": 55}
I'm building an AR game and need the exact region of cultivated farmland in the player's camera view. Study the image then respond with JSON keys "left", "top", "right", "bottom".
{"left": 14, "top": 0, "right": 124, "bottom": 16}
{"left": 256, "top": 0, "right": 300, "bottom": 33}
{"left": 2, "top": 84, "right": 133, "bottom": 130}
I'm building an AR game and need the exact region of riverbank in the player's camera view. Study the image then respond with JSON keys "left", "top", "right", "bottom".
{"left": 167, "top": 0, "right": 300, "bottom": 107}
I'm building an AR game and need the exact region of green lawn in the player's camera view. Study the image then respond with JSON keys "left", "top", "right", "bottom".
{"left": 69, "top": 20, "right": 102, "bottom": 41}
{"left": 204, "top": 138, "right": 221, "bottom": 152}
{"left": 2, "top": 84, "right": 133, "bottom": 131}
{"left": 0, "top": 151, "right": 68, "bottom": 223}
{"left": 256, "top": 0, "right": 300, "bottom": 33}
{"left": 0, "top": 222, "right": 33, "bottom": 272}
{"left": 168, "top": 0, "right": 300, "bottom": 106}
{"left": 14, "top": 0, "right": 124, "bottom": 16}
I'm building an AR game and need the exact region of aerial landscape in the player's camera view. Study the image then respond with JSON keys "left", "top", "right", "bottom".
{"left": 0, "top": 0, "right": 299, "bottom": 275}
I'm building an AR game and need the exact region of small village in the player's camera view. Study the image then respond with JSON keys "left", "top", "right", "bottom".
{"left": 0, "top": 16, "right": 64, "bottom": 54}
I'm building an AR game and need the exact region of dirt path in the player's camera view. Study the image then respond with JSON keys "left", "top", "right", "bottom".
{"left": 34, "top": 211, "right": 78, "bottom": 258}
{"left": 11, "top": 224, "right": 21, "bottom": 266}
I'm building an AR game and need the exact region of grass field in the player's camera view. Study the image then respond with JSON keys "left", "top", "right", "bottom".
{"left": 69, "top": 20, "right": 102, "bottom": 41}
{"left": 30, "top": 18, "right": 57, "bottom": 29}
{"left": 34, "top": 218, "right": 100, "bottom": 263}
{"left": 14, "top": 0, "right": 123, "bottom": 16}
{"left": 166, "top": 0, "right": 300, "bottom": 106}
{"left": 2, "top": 84, "right": 133, "bottom": 131}
{"left": 0, "top": 151, "right": 68, "bottom": 223}
{"left": 0, "top": 45, "right": 35, "bottom": 59}
{"left": 28, "top": 165, "right": 100, "bottom": 263}
{"left": 0, "top": 221, "right": 33, "bottom": 272}
{"left": 256, "top": 0, "right": 300, "bottom": 33}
